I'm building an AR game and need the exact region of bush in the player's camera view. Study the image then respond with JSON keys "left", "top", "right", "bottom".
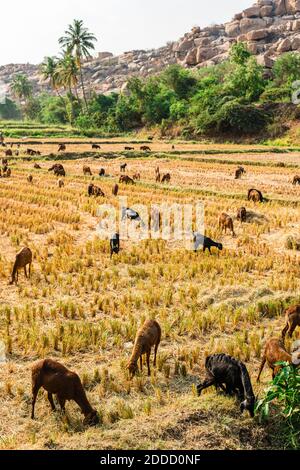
{"left": 0, "top": 98, "right": 21, "bottom": 120}
{"left": 256, "top": 363, "right": 300, "bottom": 449}
{"left": 214, "top": 101, "right": 268, "bottom": 134}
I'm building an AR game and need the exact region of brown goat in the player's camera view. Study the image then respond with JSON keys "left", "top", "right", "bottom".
{"left": 112, "top": 184, "right": 119, "bottom": 196}
{"left": 58, "top": 179, "right": 64, "bottom": 188}
{"left": 119, "top": 175, "right": 135, "bottom": 185}
{"left": 58, "top": 144, "right": 66, "bottom": 152}
{"left": 10, "top": 247, "right": 32, "bottom": 285}
{"left": 128, "top": 320, "right": 161, "bottom": 378}
{"left": 248, "top": 189, "right": 263, "bottom": 203}
{"left": 27, "top": 174, "right": 33, "bottom": 183}
{"left": 235, "top": 167, "right": 246, "bottom": 179}
{"left": 219, "top": 213, "right": 235, "bottom": 236}
{"left": 161, "top": 173, "right": 171, "bottom": 183}
{"left": 133, "top": 172, "right": 141, "bottom": 181}
{"left": 31, "top": 359, "right": 99, "bottom": 425}
{"left": 140, "top": 145, "right": 151, "bottom": 152}
{"left": 88, "top": 183, "right": 105, "bottom": 197}
{"left": 83, "top": 165, "right": 92, "bottom": 176}
{"left": 34, "top": 163, "right": 42, "bottom": 170}
{"left": 237, "top": 207, "right": 247, "bottom": 223}
{"left": 5, "top": 149, "right": 12, "bottom": 157}
{"left": 282, "top": 304, "right": 300, "bottom": 340}
{"left": 293, "top": 175, "right": 300, "bottom": 185}
{"left": 257, "top": 338, "right": 300, "bottom": 382}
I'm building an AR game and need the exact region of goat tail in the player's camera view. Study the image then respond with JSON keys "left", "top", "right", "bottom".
{"left": 238, "top": 361, "right": 255, "bottom": 399}
{"left": 257, "top": 355, "right": 266, "bottom": 383}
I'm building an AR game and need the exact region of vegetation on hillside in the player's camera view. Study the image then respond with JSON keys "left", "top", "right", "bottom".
{"left": 1, "top": 26, "right": 300, "bottom": 140}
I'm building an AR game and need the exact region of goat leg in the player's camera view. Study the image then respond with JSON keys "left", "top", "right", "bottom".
{"left": 146, "top": 350, "right": 151, "bottom": 376}
{"left": 47, "top": 392, "right": 56, "bottom": 412}
{"left": 197, "top": 377, "right": 215, "bottom": 396}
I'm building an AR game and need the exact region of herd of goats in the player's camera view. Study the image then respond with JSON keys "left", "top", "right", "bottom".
{"left": 1, "top": 139, "right": 300, "bottom": 427}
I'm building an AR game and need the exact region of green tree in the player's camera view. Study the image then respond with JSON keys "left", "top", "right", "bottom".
{"left": 0, "top": 98, "right": 21, "bottom": 120}
{"left": 230, "top": 42, "right": 251, "bottom": 66}
{"left": 10, "top": 74, "right": 33, "bottom": 104}
{"left": 59, "top": 19, "right": 97, "bottom": 109}
{"left": 273, "top": 52, "right": 300, "bottom": 85}
{"left": 162, "top": 65, "right": 197, "bottom": 99}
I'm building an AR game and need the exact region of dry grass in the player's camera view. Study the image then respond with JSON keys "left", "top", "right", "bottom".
{"left": 0, "top": 138, "right": 299, "bottom": 450}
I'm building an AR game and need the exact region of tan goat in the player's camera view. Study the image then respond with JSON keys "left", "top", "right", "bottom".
{"left": 128, "top": 320, "right": 161, "bottom": 377}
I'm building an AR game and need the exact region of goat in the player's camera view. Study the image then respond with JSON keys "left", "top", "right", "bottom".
{"left": 133, "top": 172, "right": 141, "bottom": 181}
{"left": 10, "top": 247, "right": 32, "bottom": 285}
{"left": 48, "top": 164, "right": 65, "bottom": 177}
{"left": 58, "top": 179, "right": 64, "bottom": 188}
{"left": 31, "top": 359, "right": 99, "bottom": 425}
{"left": 248, "top": 189, "right": 263, "bottom": 203}
{"left": 99, "top": 168, "right": 105, "bottom": 177}
{"left": 147, "top": 136, "right": 154, "bottom": 141}
{"left": 235, "top": 167, "right": 246, "bottom": 179}
{"left": 282, "top": 304, "right": 300, "bottom": 340}
{"left": 197, "top": 353, "right": 255, "bottom": 417}
{"left": 112, "top": 184, "right": 119, "bottom": 196}
{"left": 120, "top": 163, "right": 127, "bottom": 173}
{"left": 219, "top": 213, "right": 235, "bottom": 236}
{"left": 4, "top": 149, "right": 12, "bottom": 157}
{"left": 119, "top": 175, "right": 135, "bottom": 185}
{"left": 83, "top": 165, "right": 92, "bottom": 176}
{"left": 193, "top": 233, "right": 223, "bottom": 255}
{"left": 292, "top": 176, "right": 300, "bottom": 185}
{"left": 58, "top": 144, "right": 66, "bottom": 152}
{"left": 2, "top": 167, "right": 11, "bottom": 178}
{"left": 257, "top": 338, "right": 300, "bottom": 381}
{"left": 110, "top": 233, "right": 120, "bottom": 258}
{"left": 27, "top": 174, "right": 33, "bottom": 183}
{"left": 34, "top": 163, "right": 42, "bottom": 170}
{"left": 155, "top": 172, "right": 161, "bottom": 183}
{"left": 88, "top": 183, "right": 105, "bottom": 197}
{"left": 237, "top": 207, "right": 247, "bottom": 223}
{"left": 161, "top": 173, "right": 171, "bottom": 183}
{"left": 92, "top": 144, "right": 101, "bottom": 150}
{"left": 127, "top": 320, "right": 161, "bottom": 377}
{"left": 140, "top": 146, "right": 151, "bottom": 152}
{"left": 125, "top": 146, "right": 134, "bottom": 151}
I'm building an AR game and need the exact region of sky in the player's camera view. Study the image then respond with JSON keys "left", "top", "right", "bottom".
{"left": 0, "top": 0, "right": 253, "bottom": 65}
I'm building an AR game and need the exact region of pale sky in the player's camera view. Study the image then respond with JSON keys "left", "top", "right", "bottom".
{"left": 1, "top": 0, "right": 253, "bottom": 65}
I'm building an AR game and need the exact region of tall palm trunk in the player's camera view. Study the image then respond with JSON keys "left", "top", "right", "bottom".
{"left": 78, "top": 61, "right": 88, "bottom": 111}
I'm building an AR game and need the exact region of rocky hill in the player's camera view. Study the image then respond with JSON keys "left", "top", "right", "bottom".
{"left": 2, "top": 0, "right": 300, "bottom": 96}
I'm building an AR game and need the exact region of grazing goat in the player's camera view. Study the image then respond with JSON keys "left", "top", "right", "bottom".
{"left": 112, "top": 184, "right": 119, "bottom": 196}
{"left": 4, "top": 149, "right": 12, "bottom": 157}
{"left": 83, "top": 165, "right": 92, "bottom": 176}
{"left": 48, "top": 164, "right": 65, "bottom": 177}
{"left": 197, "top": 354, "right": 255, "bottom": 417}
{"left": 27, "top": 174, "right": 33, "bottom": 183}
{"left": 133, "top": 172, "right": 141, "bottom": 181}
{"left": 92, "top": 144, "right": 101, "bottom": 150}
{"left": 235, "top": 167, "right": 246, "bottom": 179}
{"left": 127, "top": 320, "right": 161, "bottom": 377}
{"left": 2, "top": 167, "right": 11, "bottom": 177}
{"left": 58, "top": 179, "right": 64, "bottom": 188}
{"left": 110, "top": 233, "right": 120, "bottom": 258}
{"left": 248, "top": 189, "right": 263, "bottom": 203}
{"left": 282, "top": 304, "right": 300, "bottom": 340}
{"left": 31, "top": 359, "right": 99, "bottom": 425}
{"left": 58, "top": 144, "right": 66, "bottom": 152}
{"left": 161, "top": 173, "right": 171, "bottom": 183}
{"left": 88, "top": 183, "right": 105, "bottom": 197}
{"left": 293, "top": 175, "right": 300, "bottom": 185}
{"left": 257, "top": 338, "right": 300, "bottom": 381}
{"left": 140, "top": 146, "right": 151, "bottom": 152}
{"left": 99, "top": 168, "right": 105, "bottom": 177}
{"left": 34, "top": 163, "right": 41, "bottom": 170}
{"left": 219, "top": 213, "right": 235, "bottom": 236}
{"left": 10, "top": 247, "right": 32, "bottom": 285}
{"left": 120, "top": 163, "right": 127, "bottom": 173}
{"left": 125, "top": 146, "right": 134, "bottom": 151}
{"left": 193, "top": 233, "right": 223, "bottom": 255}
{"left": 147, "top": 136, "right": 154, "bottom": 141}
{"left": 119, "top": 175, "right": 135, "bottom": 185}
{"left": 237, "top": 207, "right": 247, "bottom": 223}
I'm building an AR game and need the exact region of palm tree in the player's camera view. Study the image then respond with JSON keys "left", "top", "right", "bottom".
{"left": 11, "top": 74, "right": 33, "bottom": 103}
{"left": 59, "top": 19, "right": 97, "bottom": 109}
{"left": 56, "top": 53, "right": 80, "bottom": 123}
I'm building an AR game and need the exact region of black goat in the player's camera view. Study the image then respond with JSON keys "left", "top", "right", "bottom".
{"left": 193, "top": 233, "right": 223, "bottom": 255}
{"left": 110, "top": 233, "right": 120, "bottom": 258}
{"left": 197, "top": 354, "right": 255, "bottom": 417}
